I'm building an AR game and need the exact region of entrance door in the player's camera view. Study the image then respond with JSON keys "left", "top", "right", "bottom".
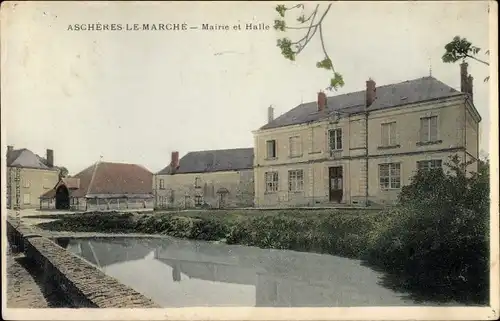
{"left": 55, "top": 185, "right": 70, "bottom": 210}
{"left": 218, "top": 193, "right": 226, "bottom": 209}
{"left": 329, "top": 166, "right": 343, "bottom": 203}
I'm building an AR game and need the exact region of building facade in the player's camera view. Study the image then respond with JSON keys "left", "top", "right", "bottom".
{"left": 154, "top": 149, "right": 254, "bottom": 209}
{"left": 40, "top": 161, "right": 154, "bottom": 211}
{"left": 253, "top": 63, "right": 481, "bottom": 207}
{"left": 6, "top": 146, "right": 60, "bottom": 209}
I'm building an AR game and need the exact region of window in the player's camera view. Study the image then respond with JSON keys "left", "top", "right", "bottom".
{"left": 288, "top": 170, "right": 304, "bottom": 192}
{"left": 194, "top": 177, "right": 201, "bottom": 188}
{"left": 266, "top": 140, "right": 277, "bottom": 159}
{"left": 379, "top": 163, "right": 401, "bottom": 189}
{"left": 328, "top": 129, "right": 342, "bottom": 151}
{"left": 265, "top": 172, "right": 279, "bottom": 192}
{"left": 420, "top": 116, "right": 438, "bottom": 142}
{"left": 194, "top": 195, "right": 203, "bottom": 206}
{"left": 23, "top": 179, "right": 30, "bottom": 188}
{"left": 158, "top": 196, "right": 166, "bottom": 207}
{"left": 417, "top": 159, "right": 443, "bottom": 171}
{"left": 381, "top": 122, "right": 397, "bottom": 146}
{"left": 159, "top": 179, "right": 165, "bottom": 189}
{"left": 289, "top": 136, "right": 302, "bottom": 157}
{"left": 23, "top": 193, "right": 31, "bottom": 205}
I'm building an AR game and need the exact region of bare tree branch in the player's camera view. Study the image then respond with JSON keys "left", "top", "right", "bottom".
{"left": 319, "top": 24, "right": 333, "bottom": 71}
{"left": 291, "top": 5, "right": 319, "bottom": 46}
{"left": 290, "top": 4, "right": 332, "bottom": 55}
{"left": 275, "top": 2, "right": 343, "bottom": 90}
{"left": 466, "top": 55, "right": 490, "bottom": 66}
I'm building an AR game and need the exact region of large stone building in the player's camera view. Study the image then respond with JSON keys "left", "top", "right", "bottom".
{"left": 252, "top": 63, "right": 481, "bottom": 207}
{"left": 6, "top": 146, "right": 60, "bottom": 209}
{"left": 154, "top": 149, "right": 254, "bottom": 209}
{"left": 40, "top": 161, "right": 154, "bottom": 211}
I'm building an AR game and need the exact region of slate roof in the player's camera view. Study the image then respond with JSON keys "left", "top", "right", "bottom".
{"left": 157, "top": 148, "right": 254, "bottom": 175}
{"left": 260, "top": 76, "right": 464, "bottom": 130}
{"left": 6, "top": 148, "right": 59, "bottom": 171}
{"left": 41, "top": 161, "right": 153, "bottom": 199}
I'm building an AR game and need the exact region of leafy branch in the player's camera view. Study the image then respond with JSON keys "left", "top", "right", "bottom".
{"left": 274, "top": 3, "right": 344, "bottom": 91}
{"left": 442, "top": 36, "right": 490, "bottom": 82}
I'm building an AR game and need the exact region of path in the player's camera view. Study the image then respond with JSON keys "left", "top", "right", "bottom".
{"left": 8, "top": 208, "right": 152, "bottom": 226}
{"left": 6, "top": 250, "right": 69, "bottom": 308}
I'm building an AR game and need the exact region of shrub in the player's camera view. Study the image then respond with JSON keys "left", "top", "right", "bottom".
{"left": 364, "top": 155, "right": 490, "bottom": 304}
{"left": 226, "top": 213, "right": 373, "bottom": 258}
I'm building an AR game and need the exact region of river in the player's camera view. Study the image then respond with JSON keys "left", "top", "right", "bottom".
{"left": 61, "top": 236, "right": 426, "bottom": 307}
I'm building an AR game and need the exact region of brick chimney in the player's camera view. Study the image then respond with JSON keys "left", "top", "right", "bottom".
{"left": 467, "top": 74, "right": 474, "bottom": 103}
{"left": 46, "top": 149, "right": 54, "bottom": 167}
{"left": 170, "top": 151, "right": 180, "bottom": 170}
{"left": 317, "top": 91, "right": 327, "bottom": 112}
{"left": 460, "top": 62, "right": 468, "bottom": 93}
{"left": 7, "top": 145, "right": 13, "bottom": 155}
{"left": 267, "top": 105, "right": 274, "bottom": 123}
{"left": 366, "top": 78, "right": 376, "bottom": 107}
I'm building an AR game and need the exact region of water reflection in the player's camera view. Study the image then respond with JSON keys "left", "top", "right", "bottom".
{"left": 62, "top": 237, "right": 421, "bottom": 307}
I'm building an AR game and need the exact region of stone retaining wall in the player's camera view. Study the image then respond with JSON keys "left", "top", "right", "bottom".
{"left": 6, "top": 217, "right": 160, "bottom": 308}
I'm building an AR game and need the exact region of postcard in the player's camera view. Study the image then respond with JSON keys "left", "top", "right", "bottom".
{"left": 1, "top": 1, "right": 498, "bottom": 320}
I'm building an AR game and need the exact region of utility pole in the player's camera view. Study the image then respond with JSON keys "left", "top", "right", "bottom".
{"left": 14, "top": 167, "right": 21, "bottom": 225}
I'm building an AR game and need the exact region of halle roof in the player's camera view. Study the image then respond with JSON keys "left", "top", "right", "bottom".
{"left": 157, "top": 148, "right": 254, "bottom": 175}
{"left": 260, "top": 76, "right": 464, "bottom": 130}
{"left": 7, "top": 148, "right": 59, "bottom": 171}
{"left": 41, "top": 161, "right": 153, "bottom": 199}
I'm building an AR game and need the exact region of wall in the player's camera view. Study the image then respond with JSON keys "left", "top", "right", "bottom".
{"left": 40, "top": 197, "right": 154, "bottom": 211}
{"left": 253, "top": 97, "right": 474, "bottom": 207}
{"left": 365, "top": 150, "right": 465, "bottom": 205}
{"left": 6, "top": 218, "right": 160, "bottom": 308}
{"left": 84, "top": 198, "right": 154, "bottom": 211}
{"left": 155, "top": 169, "right": 254, "bottom": 209}
{"left": 366, "top": 101, "right": 466, "bottom": 156}
{"left": 465, "top": 105, "right": 480, "bottom": 173}
{"left": 7, "top": 167, "right": 59, "bottom": 209}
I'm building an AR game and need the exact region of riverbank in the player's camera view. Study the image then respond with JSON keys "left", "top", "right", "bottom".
{"left": 34, "top": 209, "right": 380, "bottom": 259}
{"left": 33, "top": 206, "right": 488, "bottom": 306}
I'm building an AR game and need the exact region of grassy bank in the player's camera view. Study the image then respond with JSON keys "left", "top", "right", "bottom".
{"left": 35, "top": 209, "right": 380, "bottom": 259}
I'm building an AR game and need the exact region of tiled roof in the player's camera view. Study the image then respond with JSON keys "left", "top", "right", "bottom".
{"left": 62, "top": 177, "right": 80, "bottom": 189}
{"left": 260, "top": 76, "right": 463, "bottom": 130}
{"left": 41, "top": 161, "right": 153, "bottom": 198}
{"left": 157, "top": 148, "right": 254, "bottom": 175}
{"left": 6, "top": 148, "right": 58, "bottom": 171}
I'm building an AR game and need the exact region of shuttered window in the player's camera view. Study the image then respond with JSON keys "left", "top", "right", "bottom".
{"left": 381, "top": 122, "right": 397, "bottom": 146}
{"left": 420, "top": 116, "right": 438, "bottom": 142}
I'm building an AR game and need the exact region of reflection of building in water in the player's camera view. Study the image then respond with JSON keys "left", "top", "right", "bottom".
{"left": 152, "top": 239, "right": 369, "bottom": 307}
{"left": 67, "top": 237, "right": 414, "bottom": 307}
{"left": 65, "top": 238, "right": 154, "bottom": 268}
{"left": 172, "top": 263, "right": 181, "bottom": 282}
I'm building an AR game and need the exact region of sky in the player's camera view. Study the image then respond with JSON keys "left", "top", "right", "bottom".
{"left": 1, "top": 1, "right": 493, "bottom": 175}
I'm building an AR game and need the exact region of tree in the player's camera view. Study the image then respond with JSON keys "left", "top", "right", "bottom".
{"left": 58, "top": 166, "right": 69, "bottom": 179}
{"left": 273, "top": 3, "right": 344, "bottom": 91}
{"left": 365, "top": 155, "right": 490, "bottom": 304}
{"left": 442, "top": 36, "right": 490, "bottom": 82}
